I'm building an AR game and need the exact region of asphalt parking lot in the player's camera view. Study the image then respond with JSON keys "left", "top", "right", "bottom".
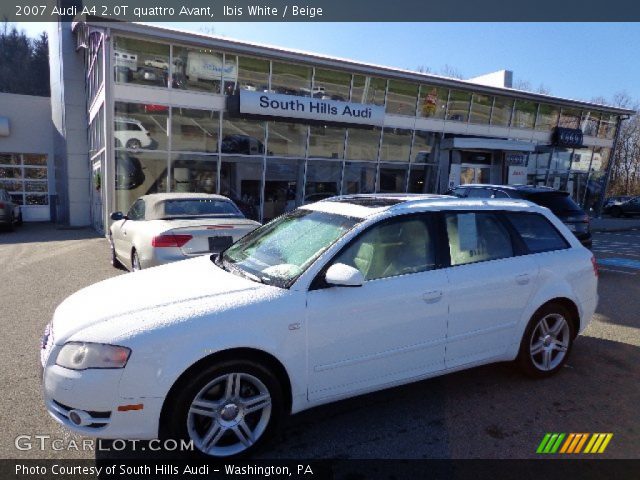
{"left": 1, "top": 223, "right": 639, "bottom": 460}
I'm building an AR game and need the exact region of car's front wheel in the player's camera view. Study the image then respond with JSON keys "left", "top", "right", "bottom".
{"left": 517, "top": 303, "right": 575, "bottom": 378}
{"left": 163, "top": 360, "right": 284, "bottom": 458}
{"left": 109, "top": 235, "right": 123, "bottom": 269}
{"left": 126, "top": 138, "right": 142, "bottom": 150}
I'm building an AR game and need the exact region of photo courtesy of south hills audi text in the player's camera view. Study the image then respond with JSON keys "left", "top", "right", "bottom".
{"left": 1, "top": 0, "right": 640, "bottom": 479}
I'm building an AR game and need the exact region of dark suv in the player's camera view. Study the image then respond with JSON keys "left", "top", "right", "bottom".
{"left": 447, "top": 184, "right": 592, "bottom": 248}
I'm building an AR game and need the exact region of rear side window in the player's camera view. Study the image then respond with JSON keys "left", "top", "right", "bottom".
{"left": 524, "top": 192, "right": 581, "bottom": 213}
{"left": 445, "top": 212, "right": 514, "bottom": 266}
{"left": 505, "top": 213, "right": 569, "bottom": 253}
{"left": 466, "top": 188, "right": 493, "bottom": 198}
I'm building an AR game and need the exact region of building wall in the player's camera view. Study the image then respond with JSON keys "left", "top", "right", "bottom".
{"left": 0, "top": 92, "right": 55, "bottom": 221}
{"left": 67, "top": 22, "right": 628, "bottom": 231}
{"left": 49, "top": 20, "right": 91, "bottom": 227}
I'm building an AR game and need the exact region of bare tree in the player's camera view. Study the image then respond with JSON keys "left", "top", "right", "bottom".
{"left": 440, "top": 64, "right": 464, "bottom": 80}
{"left": 605, "top": 92, "right": 640, "bottom": 196}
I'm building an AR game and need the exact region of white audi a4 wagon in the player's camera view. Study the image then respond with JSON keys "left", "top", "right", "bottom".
{"left": 41, "top": 194, "right": 598, "bottom": 457}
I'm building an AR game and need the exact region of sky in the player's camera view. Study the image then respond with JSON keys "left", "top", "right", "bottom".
{"left": 15, "top": 22, "right": 640, "bottom": 104}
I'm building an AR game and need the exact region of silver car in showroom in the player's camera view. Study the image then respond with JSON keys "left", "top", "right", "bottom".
{"left": 109, "top": 193, "right": 260, "bottom": 271}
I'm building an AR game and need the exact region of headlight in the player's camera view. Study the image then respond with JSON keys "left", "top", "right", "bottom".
{"left": 56, "top": 342, "right": 131, "bottom": 370}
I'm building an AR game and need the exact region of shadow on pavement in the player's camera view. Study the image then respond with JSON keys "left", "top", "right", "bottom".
{"left": 0, "top": 222, "right": 102, "bottom": 244}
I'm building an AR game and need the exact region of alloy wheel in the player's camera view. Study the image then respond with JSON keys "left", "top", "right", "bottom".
{"left": 529, "top": 313, "right": 570, "bottom": 371}
{"left": 186, "top": 372, "right": 272, "bottom": 457}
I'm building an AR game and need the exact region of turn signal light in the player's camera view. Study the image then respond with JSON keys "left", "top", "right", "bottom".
{"left": 117, "top": 404, "right": 144, "bottom": 412}
{"left": 152, "top": 234, "right": 193, "bottom": 248}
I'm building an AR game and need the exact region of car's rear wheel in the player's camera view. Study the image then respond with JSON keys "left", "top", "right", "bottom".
{"left": 517, "top": 303, "right": 575, "bottom": 378}
{"left": 610, "top": 206, "right": 623, "bottom": 218}
{"left": 131, "top": 249, "right": 141, "bottom": 271}
{"left": 163, "top": 360, "right": 284, "bottom": 458}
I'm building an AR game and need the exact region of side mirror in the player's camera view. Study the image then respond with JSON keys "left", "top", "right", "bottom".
{"left": 110, "top": 211, "right": 125, "bottom": 221}
{"left": 325, "top": 263, "right": 364, "bottom": 287}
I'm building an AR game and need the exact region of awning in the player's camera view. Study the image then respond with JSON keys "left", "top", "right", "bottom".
{"left": 440, "top": 137, "right": 537, "bottom": 152}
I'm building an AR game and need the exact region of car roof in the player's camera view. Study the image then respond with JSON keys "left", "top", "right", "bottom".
{"left": 303, "top": 193, "right": 541, "bottom": 219}
{"left": 457, "top": 184, "right": 565, "bottom": 194}
{"left": 139, "top": 193, "right": 236, "bottom": 219}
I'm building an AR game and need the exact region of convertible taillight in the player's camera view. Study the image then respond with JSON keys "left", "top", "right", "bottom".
{"left": 152, "top": 234, "right": 192, "bottom": 248}
{"left": 591, "top": 256, "right": 599, "bottom": 278}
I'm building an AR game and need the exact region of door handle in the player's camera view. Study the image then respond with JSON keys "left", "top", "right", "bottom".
{"left": 423, "top": 290, "right": 443, "bottom": 303}
{"left": 515, "top": 273, "right": 531, "bottom": 285}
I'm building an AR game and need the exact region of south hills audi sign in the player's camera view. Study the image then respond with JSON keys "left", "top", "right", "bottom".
{"left": 237, "top": 90, "right": 385, "bottom": 126}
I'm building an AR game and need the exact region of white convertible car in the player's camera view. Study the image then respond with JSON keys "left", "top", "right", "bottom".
{"left": 109, "top": 193, "right": 260, "bottom": 271}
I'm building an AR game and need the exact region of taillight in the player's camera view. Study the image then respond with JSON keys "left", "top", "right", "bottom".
{"left": 591, "top": 256, "right": 599, "bottom": 277}
{"left": 0, "top": 202, "right": 4, "bottom": 209}
{"left": 151, "top": 234, "right": 192, "bottom": 248}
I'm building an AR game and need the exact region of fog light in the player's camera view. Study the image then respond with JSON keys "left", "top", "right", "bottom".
{"left": 68, "top": 409, "right": 91, "bottom": 426}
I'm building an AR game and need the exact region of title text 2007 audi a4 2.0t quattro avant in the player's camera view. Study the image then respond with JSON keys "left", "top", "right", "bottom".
{"left": 41, "top": 194, "right": 598, "bottom": 458}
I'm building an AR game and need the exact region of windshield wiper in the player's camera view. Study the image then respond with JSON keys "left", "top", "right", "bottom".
{"left": 221, "top": 257, "right": 266, "bottom": 284}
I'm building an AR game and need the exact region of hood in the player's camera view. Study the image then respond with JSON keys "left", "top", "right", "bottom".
{"left": 51, "top": 255, "right": 279, "bottom": 344}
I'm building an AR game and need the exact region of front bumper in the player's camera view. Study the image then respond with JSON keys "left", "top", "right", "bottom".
{"left": 42, "top": 358, "right": 162, "bottom": 439}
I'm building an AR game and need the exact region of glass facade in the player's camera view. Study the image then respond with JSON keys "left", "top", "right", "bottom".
{"left": 101, "top": 32, "right": 623, "bottom": 224}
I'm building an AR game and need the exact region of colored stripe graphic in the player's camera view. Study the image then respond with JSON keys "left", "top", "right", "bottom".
{"left": 538, "top": 433, "right": 613, "bottom": 454}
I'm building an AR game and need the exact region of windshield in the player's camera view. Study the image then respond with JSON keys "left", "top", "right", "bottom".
{"left": 162, "top": 199, "right": 243, "bottom": 219}
{"left": 222, "top": 209, "right": 360, "bottom": 287}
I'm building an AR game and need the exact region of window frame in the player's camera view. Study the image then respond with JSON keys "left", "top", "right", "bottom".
{"left": 309, "top": 212, "right": 447, "bottom": 290}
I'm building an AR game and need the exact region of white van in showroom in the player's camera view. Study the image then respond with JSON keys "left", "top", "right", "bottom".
{"left": 41, "top": 194, "right": 598, "bottom": 458}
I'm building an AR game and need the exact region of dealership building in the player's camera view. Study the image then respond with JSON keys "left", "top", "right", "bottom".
{"left": 0, "top": 19, "right": 634, "bottom": 231}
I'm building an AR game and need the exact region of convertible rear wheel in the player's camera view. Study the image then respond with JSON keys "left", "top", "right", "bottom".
{"left": 163, "top": 360, "right": 284, "bottom": 458}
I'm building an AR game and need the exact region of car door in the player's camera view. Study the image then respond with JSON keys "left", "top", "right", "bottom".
{"left": 306, "top": 214, "right": 449, "bottom": 401}
{"left": 442, "top": 210, "right": 538, "bottom": 368}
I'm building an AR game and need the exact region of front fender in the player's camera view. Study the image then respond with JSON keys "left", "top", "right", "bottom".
{"left": 115, "top": 298, "right": 307, "bottom": 406}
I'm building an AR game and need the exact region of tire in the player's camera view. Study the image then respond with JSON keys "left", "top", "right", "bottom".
{"left": 610, "top": 206, "right": 623, "bottom": 218}
{"left": 517, "top": 303, "right": 576, "bottom": 378}
{"left": 131, "top": 249, "right": 141, "bottom": 271}
{"left": 126, "top": 138, "right": 142, "bottom": 150}
{"left": 162, "top": 360, "right": 284, "bottom": 459}
{"left": 6, "top": 213, "right": 15, "bottom": 232}
{"left": 109, "top": 236, "right": 124, "bottom": 269}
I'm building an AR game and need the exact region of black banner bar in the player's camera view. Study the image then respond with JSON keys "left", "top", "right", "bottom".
{"left": 2, "top": 459, "right": 640, "bottom": 480}
{"left": 4, "top": 0, "right": 640, "bottom": 22}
